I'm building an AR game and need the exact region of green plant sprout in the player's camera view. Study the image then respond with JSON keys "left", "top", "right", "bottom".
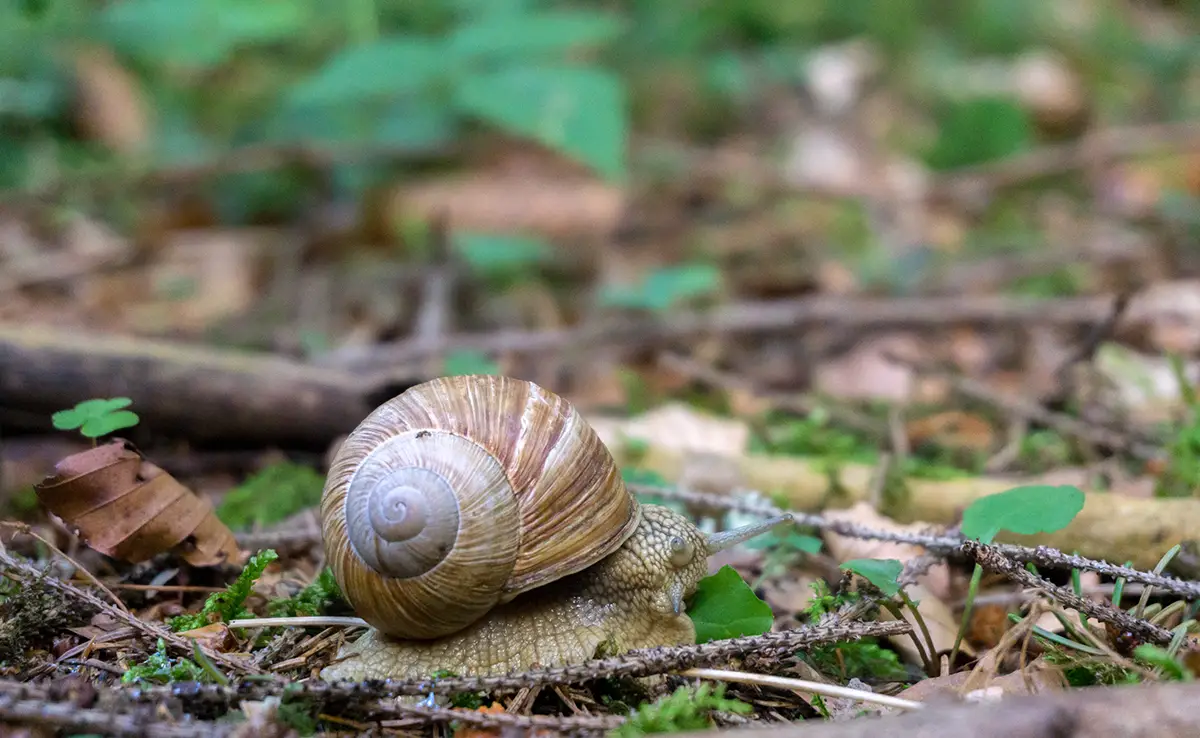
{"left": 949, "top": 484, "right": 1086, "bottom": 665}
{"left": 613, "top": 683, "right": 751, "bottom": 737}
{"left": 839, "top": 558, "right": 939, "bottom": 677}
{"left": 51, "top": 398, "right": 140, "bottom": 444}
{"left": 799, "top": 580, "right": 910, "bottom": 681}
{"left": 169, "top": 549, "right": 279, "bottom": 632}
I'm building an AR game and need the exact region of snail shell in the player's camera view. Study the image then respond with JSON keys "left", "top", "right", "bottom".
{"left": 320, "top": 375, "right": 641, "bottom": 640}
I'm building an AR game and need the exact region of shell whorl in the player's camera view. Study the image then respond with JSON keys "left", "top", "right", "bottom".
{"left": 320, "top": 375, "right": 641, "bottom": 641}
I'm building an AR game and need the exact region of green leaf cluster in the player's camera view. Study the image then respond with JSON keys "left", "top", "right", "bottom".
{"left": 268, "top": 568, "right": 344, "bottom": 618}
{"left": 599, "top": 263, "right": 722, "bottom": 314}
{"left": 216, "top": 462, "right": 325, "bottom": 529}
{"left": 169, "top": 549, "right": 279, "bottom": 631}
{"left": 121, "top": 638, "right": 210, "bottom": 685}
{"left": 51, "top": 398, "right": 140, "bottom": 439}
{"left": 613, "top": 683, "right": 751, "bottom": 737}
{"left": 279, "top": 5, "right": 628, "bottom": 181}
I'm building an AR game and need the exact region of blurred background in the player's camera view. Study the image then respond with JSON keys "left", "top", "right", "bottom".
{"left": 3, "top": 0, "right": 1200, "bottom": 499}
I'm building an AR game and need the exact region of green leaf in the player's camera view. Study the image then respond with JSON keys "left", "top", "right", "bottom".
{"left": 374, "top": 99, "right": 460, "bottom": 152}
{"left": 960, "top": 485, "right": 1085, "bottom": 544}
{"left": 80, "top": 410, "right": 140, "bottom": 438}
{"left": 447, "top": 10, "right": 625, "bottom": 64}
{"left": 925, "top": 97, "right": 1032, "bottom": 170}
{"left": 289, "top": 36, "right": 448, "bottom": 107}
{"left": 687, "top": 565, "right": 774, "bottom": 643}
{"left": 216, "top": 462, "right": 325, "bottom": 529}
{"left": 52, "top": 398, "right": 138, "bottom": 437}
{"left": 100, "top": 0, "right": 308, "bottom": 68}
{"left": 452, "top": 232, "right": 552, "bottom": 280}
{"left": 443, "top": 350, "right": 500, "bottom": 377}
{"left": 599, "top": 263, "right": 722, "bottom": 312}
{"left": 839, "top": 558, "right": 903, "bottom": 597}
{"left": 455, "top": 64, "right": 626, "bottom": 181}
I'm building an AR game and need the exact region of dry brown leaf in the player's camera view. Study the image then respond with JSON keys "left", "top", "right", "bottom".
{"left": 178, "top": 623, "right": 239, "bottom": 653}
{"left": 898, "top": 656, "right": 1067, "bottom": 702}
{"left": 70, "top": 46, "right": 151, "bottom": 154}
{"left": 34, "top": 440, "right": 240, "bottom": 566}
{"left": 393, "top": 172, "right": 625, "bottom": 243}
{"left": 906, "top": 411, "right": 996, "bottom": 453}
{"left": 812, "top": 335, "right": 919, "bottom": 403}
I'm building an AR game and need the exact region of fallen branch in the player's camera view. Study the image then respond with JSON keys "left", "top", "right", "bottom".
{"left": 115, "top": 619, "right": 911, "bottom": 706}
{"left": 599, "top": 433, "right": 1193, "bottom": 570}
{"left": 671, "top": 679, "right": 1200, "bottom": 738}
{"left": 961, "top": 540, "right": 1176, "bottom": 646}
{"left": 0, "top": 323, "right": 377, "bottom": 447}
{"left": 0, "top": 693, "right": 223, "bottom": 738}
{"left": 325, "top": 294, "right": 1116, "bottom": 374}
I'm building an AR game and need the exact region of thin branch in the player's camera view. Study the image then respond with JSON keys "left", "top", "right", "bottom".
{"left": 962, "top": 539, "right": 1176, "bottom": 646}
{"left": 325, "top": 294, "right": 1116, "bottom": 375}
{"left": 0, "top": 548, "right": 267, "bottom": 677}
{"left": 113, "top": 619, "right": 911, "bottom": 706}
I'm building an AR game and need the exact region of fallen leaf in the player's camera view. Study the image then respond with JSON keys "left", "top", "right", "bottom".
{"left": 71, "top": 46, "right": 151, "bottom": 154}
{"left": 898, "top": 655, "right": 1066, "bottom": 701}
{"left": 34, "top": 440, "right": 241, "bottom": 566}
{"left": 614, "top": 403, "right": 750, "bottom": 458}
{"left": 812, "top": 335, "right": 918, "bottom": 403}
{"left": 127, "top": 228, "right": 271, "bottom": 334}
{"left": 906, "top": 411, "right": 996, "bottom": 453}
{"left": 394, "top": 172, "right": 625, "bottom": 243}
{"left": 178, "top": 623, "right": 239, "bottom": 653}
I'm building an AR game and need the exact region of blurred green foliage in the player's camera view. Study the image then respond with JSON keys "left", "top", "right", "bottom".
{"left": 6, "top": 0, "right": 1197, "bottom": 212}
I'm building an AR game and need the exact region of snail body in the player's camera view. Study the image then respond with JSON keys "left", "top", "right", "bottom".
{"left": 318, "top": 375, "right": 790, "bottom": 681}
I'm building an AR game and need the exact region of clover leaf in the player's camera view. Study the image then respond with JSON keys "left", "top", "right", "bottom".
{"left": 52, "top": 397, "right": 140, "bottom": 439}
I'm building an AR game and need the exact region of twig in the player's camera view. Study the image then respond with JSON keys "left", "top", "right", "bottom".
{"left": 227, "top": 616, "right": 368, "bottom": 629}
{"left": 635, "top": 484, "right": 1200, "bottom": 600}
{"left": 931, "top": 120, "right": 1200, "bottom": 197}
{"left": 375, "top": 704, "right": 621, "bottom": 734}
{"left": 961, "top": 539, "right": 1176, "bottom": 646}
{"left": 0, "top": 694, "right": 226, "bottom": 738}
{"left": 325, "top": 294, "right": 1116, "bottom": 374}
{"left": 660, "top": 679, "right": 1200, "bottom": 738}
{"left": 236, "top": 482, "right": 1200, "bottom": 601}
{"left": 679, "top": 668, "right": 923, "bottom": 712}
{"left": 1, "top": 521, "right": 129, "bottom": 613}
{"left": 114, "top": 620, "right": 912, "bottom": 705}
{"left": 0, "top": 548, "right": 266, "bottom": 677}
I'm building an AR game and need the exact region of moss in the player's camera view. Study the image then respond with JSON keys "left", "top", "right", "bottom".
{"left": 0, "top": 575, "right": 95, "bottom": 669}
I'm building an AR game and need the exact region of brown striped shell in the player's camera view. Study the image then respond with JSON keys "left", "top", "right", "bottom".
{"left": 320, "top": 375, "right": 641, "bottom": 640}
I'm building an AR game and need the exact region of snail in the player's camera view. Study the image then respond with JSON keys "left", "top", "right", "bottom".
{"left": 317, "top": 375, "right": 792, "bottom": 681}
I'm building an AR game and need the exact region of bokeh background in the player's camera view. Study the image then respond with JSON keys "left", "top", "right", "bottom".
{"left": 3, "top": 0, "right": 1200, "bottom": 494}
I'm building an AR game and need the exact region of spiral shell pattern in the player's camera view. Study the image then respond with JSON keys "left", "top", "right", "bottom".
{"left": 321, "top": 375, "right": 640, "bottom": 640}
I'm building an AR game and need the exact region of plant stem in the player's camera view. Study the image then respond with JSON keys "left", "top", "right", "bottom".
{"left": 881, "top": 600, "right": 931, "bottom": 675}
{"left": 901, "top": 591, "right": 940, "bottom": 677}
{"left": 949, "top": 563, "right": 983, "bottom": 667}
